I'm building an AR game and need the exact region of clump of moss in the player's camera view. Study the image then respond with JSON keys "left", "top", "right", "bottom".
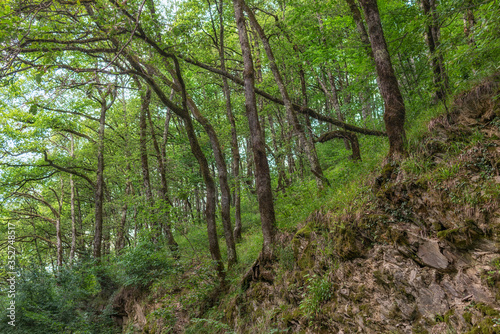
{"left": 463, "top": 311, "right": 473, "bottom": 324}
{"left": 437, "top": 220, "right": 483, "bottom": 249}
{"left": 465, "top": 317, "right": 498, "bottom": 334}
{"left": 332, "top": 224, "right": 363, "bottom": 260}
{"left": 412, "top": 322, "right": 430, "bottom": 334}
{"left": 475, "top": 303, "right": 500, "bottom": 317}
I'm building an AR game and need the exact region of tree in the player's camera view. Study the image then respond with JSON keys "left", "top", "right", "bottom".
{"left": 232, "top": 0, "right": 276, "bottom": 261}
{"left": 359, "top": 0, "right": 407, "bottom": 160}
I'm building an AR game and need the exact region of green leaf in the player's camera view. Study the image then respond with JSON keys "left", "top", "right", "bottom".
{"left": 29, "top": 104, "right": 38, "bottom": 115}
{"left": 35, "top": 73, "right": 42, "bottom": 84}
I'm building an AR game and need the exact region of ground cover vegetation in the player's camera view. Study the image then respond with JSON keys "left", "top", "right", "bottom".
{"left": 0, "top": 0, "right": 499, "bottom": 332}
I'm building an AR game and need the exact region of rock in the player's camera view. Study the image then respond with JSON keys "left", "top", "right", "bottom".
{"left": 417, "top": 283, "right": 448, "bottom": 316}
{"left": 417, "top": 240, "right": 449, "bottom": 270}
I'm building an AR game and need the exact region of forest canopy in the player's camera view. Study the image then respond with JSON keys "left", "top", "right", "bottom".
{"left": 0, "top": 0, "right": 499, "bottom": 332}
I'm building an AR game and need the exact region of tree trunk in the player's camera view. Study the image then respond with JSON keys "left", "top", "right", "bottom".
{"left": 69, "top": 135, "right": 76, "bottom": 263}
{"left": 267, "top": 109, "right": 288, "bottom": 191}
{"left": 187, "top": 98, "right": 237, "bottom": 267}
{"left": 93, "top": 99, "right": 107, "bottom": 259}
{"left": 183, "top": 118, "right": 226, "bottom": 279}
{"left": 116, "top": 181, "right": 131, "bottom": 253}
{"left": 139, "top": 88, "right": 154, "bottom": 231}
{"left": 233, "top": 0, "right": 276, "bottom": 261}
{"left": 146, "top": 97, "right": 179, "bottom": 251}
{"left": 56, "top": 178, "right": 64, "bottom": 267}
{"left": 316, "top": 131, "right": 361, "bottom": 161}
{"left": 421, "top": 0, "right": 448, "bottom": 102}
{"left": 218, "top": 11, "right": 243, "bottom": 243}
{"left": 359, "top": 0, "right": 406, "bottom": 160}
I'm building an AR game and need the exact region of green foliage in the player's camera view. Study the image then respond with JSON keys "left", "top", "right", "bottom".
{"left": 188, "top": 317, "right": 236, "bottom": 334}
{"left": 299, "top": 273, "right": 333, "bottom": 319}
{"left": 0, "top": 263, "right": 118, "bottom": 334}
{"left": 116, "top": 233, "right": 177, "bottom": 288}
{"left": 277, "top": 245, "right": 295, "bottom": 271}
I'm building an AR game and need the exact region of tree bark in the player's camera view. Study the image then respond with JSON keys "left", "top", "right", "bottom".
{"left": 233, "top": 0, "right": 276, "bottom": 261}
{"left": 316, "top": 131, "right": 361, "bottom": 161}
{"left": 359, "top": 0, "right": 406, "bottom": 160}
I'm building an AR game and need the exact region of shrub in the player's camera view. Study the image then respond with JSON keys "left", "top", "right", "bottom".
{"left": 117, "top": 233, "right": 177, "bottom": 288}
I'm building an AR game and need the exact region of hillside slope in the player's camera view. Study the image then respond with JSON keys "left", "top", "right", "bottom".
{"left": 118, "top": 75, "right": 500, "bottom": 334}
{"left": 217, "top": 76, "right": 500, "bottom": 334}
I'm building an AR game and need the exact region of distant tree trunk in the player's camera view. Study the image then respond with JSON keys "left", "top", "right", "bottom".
{"left": 359, "top": 0, "right": 406, "bottom": 160}
{"left": 139, "top": 88, "right": 154, "bottom": 231}
{"left": 77, "top": 187, "right": 84, "bottom": 251}
{"left": 92, "top": 82, "right": 115, "bottom": 260}
{"left": 267, "top": 109, "right": 288, "bottom": 191}
{"left": 421, "top": 0, "right": 448, "bottom": 102}
{"left": 116, "top": 181, "right": 131, "bottom": 253}
{"left": 463, "top": 0, "right": 476, "bottom": 46}
{"left": 233, "top": 0, "right": 276, "bottom": 261}
{"left": 217, "top": 2, "right": 242, "bottom": 242}
{"left": 93, "top": 99, "right": 107, "bottom": 259}
{"left": 56, "top": 178, "right": 64, "bottom": 267}
{"left": 69, "top": 135, "right": 76, "bottom": 263}
{"left": 318, "top": 70, "right": 351, "bottom": 150}
{"left": 146, "top": 100, "right": 178, "bottom": 251}
{"left": 245, "top": 137, "right": 254, "bottom": 189}
{"left": 315, "top": 11, "right": 352, "bottom": 151}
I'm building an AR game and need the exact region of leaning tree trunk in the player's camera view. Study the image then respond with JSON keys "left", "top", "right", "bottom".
{"left": 186, "top": 97, "right": 238, "bottom": 267}
{"left": 233, "top": 0, "right": 276, "bottom": 262}
{"left": 161, "top": 66, "right": 237, "bottom": 267}
{"left": 119, "top": 43, "right": 226, "bottom": 281}
{"left": 359, "top": 0, "right": 406, "bottom": 160}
